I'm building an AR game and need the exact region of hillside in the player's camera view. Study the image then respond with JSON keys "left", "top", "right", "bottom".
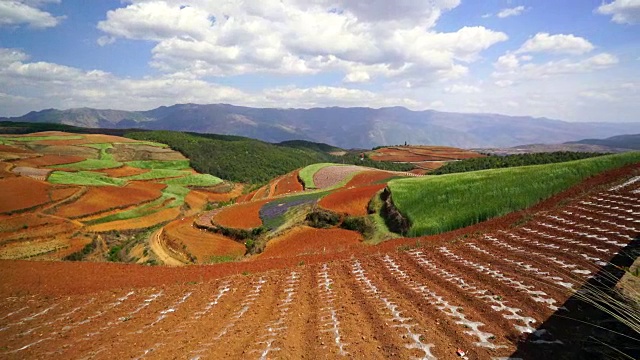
{"left": 567, "top": 133, "right": 640, "bottom": 150}
{"left": 4, "top": 104, "right": 640, "bottom": 148}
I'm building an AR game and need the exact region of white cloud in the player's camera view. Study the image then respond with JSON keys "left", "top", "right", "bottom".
{"left": 516, "top": 33, "right": 594, "bottom": 55}
{"left": 95, "top": 1, "right": 505, "bottom": 86}
{"left": 444, "top": 84, "right": 481, "bottom": 94}
{"left": 261, "top": 86, "right": 419, "bottom": 108}
{"left": 497, "top": 6, "right": 527, "bottom": 18}
{"left": 97, "top": 36, "right": 115, "bottom": 47}
{"left": 596, "top": 0, "right": 640, "bottom": 24}
{"left": 493, "top": 52, "right": 619, "bottom": 82}
{"left": 0, "top": 0, "right": 63, "bottom": 28}
{"left": 579, "top": 91, "right": 616, "bottom": 102}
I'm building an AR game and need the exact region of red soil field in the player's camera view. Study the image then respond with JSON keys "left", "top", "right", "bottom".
{"left": 49, "top": 186, "right": 82, "bottom": 202}
{"left": 212, "top": 199, "right": 269, "bottom": 229}
{"left": 313, "top": 165, "right": 364, "bottom": 189}
{"left": 85, "top": 207, "right": 181, "bottom": 232}
{"left": 273, "top": 170, "right": 304, "bottom": 196}
{"left": 53, "top": 181, "right": 165, "bottom": 219}
{"left": 163, "top": 217, "right": 245, "bottom": 263}
{"left": 184, "top": 184, "right": 244, "bottom": 214}
{"left": 345, "top": 170, "right": 396, "bottom": 187}
{"left": 319, "top": 183, "right": 386, "bottom": 216}
{"left": 0, "top": 162, "right": 16, "bottom": 178}
{"left": 414, "top": 161, "right": 447, "bottom": 170}
{"left": 0, "top": 213, "right": 67, "bottom": 238}
{"left": 13, "top": 154, "right": 85, "bottom": 168}
{"left": 0, "top": 144, "right": 33, "bottom": 153}
{"left": 0, "top": 176, "right": 51, "bottom": 213}
{"left": 260, "top": 226, "right": 363, "bottom": 258}
{"left": 251, "top": 184, "right": 270, "bottom": 200}
{"left": 99, "top": 165, "right": 149, "bottom": 178}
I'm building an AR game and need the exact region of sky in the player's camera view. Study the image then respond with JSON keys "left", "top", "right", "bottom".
{"left": 0, "top": 0, "right": 639, "bottom": 122}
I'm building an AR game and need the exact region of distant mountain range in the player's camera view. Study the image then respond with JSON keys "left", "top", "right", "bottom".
{"left": 3, "top": 104, "right": 640, "bottom": 149}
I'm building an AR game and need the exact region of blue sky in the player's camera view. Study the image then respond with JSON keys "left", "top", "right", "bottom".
{"left": 0, "top": 0, "right": 638, "bottom": 122}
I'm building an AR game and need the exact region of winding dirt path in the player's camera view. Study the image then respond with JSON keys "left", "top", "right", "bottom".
{"left": 149, "top": 228, "right": 185, "bottom": 266}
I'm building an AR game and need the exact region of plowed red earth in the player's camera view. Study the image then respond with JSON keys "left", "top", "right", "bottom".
{"left": 0, "top": 177, "right": 51, "bottom": 213}
{"left": 319, "top": 183, "right": 386, "bottom": 216}
{"left": 13, "top": 154, "right": 85, "bottom": 168}
{"left": 273, "top": 170, "right": 304, "bottom": 196}
{"left": 52, "top": 182, "right": 165, "bottom": 219}
{"left": 212, "top": 199, "right": 269, "bottom": 229}
{"left": 345, "top": 170, "right": 396, "bottom": 187}
{"left": 98, "top": 165, "right": 149, "bottom": 178}
{"left": 260, "top": 226, "right": 363, "bottom": 259}
{"left": 370, "top": 146, "right": 484, "bottom": 162}
{"left": 0, "top": 165, "right": 638, "bottom": 359}
{"left": 163, "top": 217, "right": 245, "bottom": 263}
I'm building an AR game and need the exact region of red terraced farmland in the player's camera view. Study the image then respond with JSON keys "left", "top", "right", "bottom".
{"left": 260, "top": 226, "right": 363, "bottom": 258}
{"left": 163, "top": 217, "right": 245, "bottom": 263}
{"left": 53, "top": 181, "right": 165, "bottom": 219}
{"left": 85, "top": 207, "right": 181, "bottom": 232}
{"left": 13, "top": 154, "right": 85, "bottom": 168}
{"left": 345, "top": 170, "right": 396, "bottom": 187}
{"left": 98, "top": 166, "right": 149, "bottom": 178}
{"left": 273, "top": 170, "right": 304, "bottom": 196}
{"left": 319, "top": 183, "right": 386, "bottom": 216}
{"left": 212, "top": 199, "right": 269, "bottom": 229}
{"left": 0, "top": 177, "right": 52, "bottom": 213}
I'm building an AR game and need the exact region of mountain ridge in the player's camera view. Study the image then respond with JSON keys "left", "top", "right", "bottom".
{"left": 4, "top": 104, "right": 639, "bottom": 149}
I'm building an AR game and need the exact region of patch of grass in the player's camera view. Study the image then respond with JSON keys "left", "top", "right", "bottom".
{"left": 163, "top": 173, "right": 223, "bottom": 187}
{"left": 207, "top": 255, "right": 240, "bottom": 264}
{"left": 124, "top": 169, "right": 192, "bottom": 180}
{"left": 48, "top": 171, "right": 126, "bottom": 186}
{"left": 389, "top": 152, "right": 640, "bottom": 236}
{"left": 126, "top": 160, "right": 191, "bottom": 170}
{"left": 50, "top": 158, "right": 122, "bottom": 170}
{"left": 298, "top": 163, "right": 341, "bottom": 189}
{"left": 83, "top": 143, "right": 116, "bottom": 161}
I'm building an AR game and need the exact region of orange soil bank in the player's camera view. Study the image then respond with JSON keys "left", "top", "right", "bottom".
{"left": 53, "top": 181, "right": 165, "bottom": 219}
{"left": 85, "top": 207, "right": 181, "bottom": 232}
{"left": 99, "top": 166, "right": 149, "bottom": 178}
{"left": 13, "top": 154, "right": 85, "bottom": 168}
{"left": 163, "top": 217, "right": 245, "bottom": 263}
{"left": 212, "top": 199, "right": 269, "bottom": 229}
{"left": 273, "top": 170, "right": 304, "bottom": 196}
{"left": 319, "top": 184, "right": 386, "bottom": 216}
{"left": 0, "top": 176, "right": 52, "bottom": 213}
{"left": 260, "top": 225, "right": 362, "bottom": 258}
{"left": 345, "top": 170, "right": 395, "bottom": 187}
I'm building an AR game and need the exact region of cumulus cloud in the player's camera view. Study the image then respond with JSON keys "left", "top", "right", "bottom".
{"left": 516, "top": 33, "right": 594, "bottom": 55}
{"left": 497, "top": 6, "right": 528, "bottom": 18}
{"left": 493, "top": 52, "right": 619, "bottom": 83}
{"left": 95, "top": 0, "right": 506, "bottom": 85}
{"left": 0, "top": 0, "right": 63, "bottom": 28}
{"left": 596, "top": 0, "right": 640, "bottom": 24}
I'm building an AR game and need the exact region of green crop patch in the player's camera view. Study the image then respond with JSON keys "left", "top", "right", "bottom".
{"left": 126, "top": 160, "right": 191, "bottom": 170}
{"left": 123, "top": 169, "right": 192, "bottom": 180}
{"left": 163, "top": 173, "right": 223, "bottom": 187}
{"left": 388, "top": 152, "right": 640, "bottom": 236}
{"left": 49, "top": 159, "right": 122, "bottom": 171}
{"left": 48, "top": 171, "right": 126, "bottom": 186}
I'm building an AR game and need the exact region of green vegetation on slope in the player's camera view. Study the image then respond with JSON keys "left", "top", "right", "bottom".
{"left": 163, "top": 173, "right": 223, "bottom": 187}
{"left": 388, "top": 152, "right": 640, "bottom": 236}
{"left": 126, "top": 159, "right": 190, "bottom": 170}
{"left": 431, "top": 152, "right": 607, "bottom": 175}
{"left": 126, "top": 131, "right": 334, "bottom": 184}
{"left": 48, "top": 171, "right": 127, "bottom": 186}
{"left": 124, "top": 169, "right": 192, "bottom": 180}
{"left": 50, "top": 158, "right": 122, "bottom": 171}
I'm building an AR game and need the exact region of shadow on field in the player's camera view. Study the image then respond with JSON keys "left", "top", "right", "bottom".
{"left": 509, "top": 237, "right": 640, "bottom": 360}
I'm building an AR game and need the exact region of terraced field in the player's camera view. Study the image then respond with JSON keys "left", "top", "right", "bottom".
{"left": 0, "top": 132, "right": 232, "bottom": 262}
{"left": 0, "top": 168, "right": 637, "bottom": 359}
